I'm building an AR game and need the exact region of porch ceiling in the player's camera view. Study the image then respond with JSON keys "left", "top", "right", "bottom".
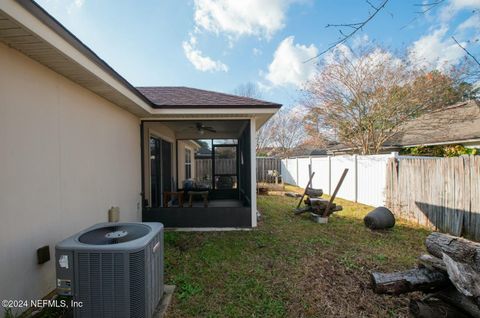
{"left": 158, "top": 120, "right": 248, "bottom": 139}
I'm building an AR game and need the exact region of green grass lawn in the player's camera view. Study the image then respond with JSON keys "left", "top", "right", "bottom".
{"left": 164, "top": 192, "right": 430, "bottom": 317}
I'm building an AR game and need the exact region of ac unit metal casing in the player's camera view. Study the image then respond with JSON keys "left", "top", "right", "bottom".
{"left": 55, "top": 222, "right": 164, "bottom": 318}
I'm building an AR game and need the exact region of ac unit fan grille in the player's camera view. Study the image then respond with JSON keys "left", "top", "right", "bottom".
{"left": 129, "top": 250, "right": 146, "bottom": 318}
{"left": 77, "top": 252, "right": 127, "bottom": 318}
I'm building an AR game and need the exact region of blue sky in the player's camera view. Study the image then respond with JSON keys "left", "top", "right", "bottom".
{"left": 36, "top": 0, "right": 480, "bottom": 108}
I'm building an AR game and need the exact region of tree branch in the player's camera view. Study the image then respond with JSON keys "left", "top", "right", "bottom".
{"left": 452, "top": 36, "right": 480, "bottom": 67}
{"left": 304, "top": 0, "right": 389, "bottom": 63}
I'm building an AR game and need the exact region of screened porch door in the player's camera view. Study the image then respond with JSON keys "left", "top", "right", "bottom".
{"left": 212, "top": 144, "right": 238, "bottom": 200}
{"left": 150, "top": 136, "right": 172, "bottom": 208}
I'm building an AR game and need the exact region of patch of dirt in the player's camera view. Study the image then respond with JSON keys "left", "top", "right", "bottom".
{"left": 171, "top": 233, "right": 206, "bottom": 252}
{"left": 285, "top": 252, "right": 420, "bottom": 317}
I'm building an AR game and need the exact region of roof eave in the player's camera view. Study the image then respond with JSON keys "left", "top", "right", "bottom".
{"left": 150, "top": 104, "right": 282, "bottom": 109}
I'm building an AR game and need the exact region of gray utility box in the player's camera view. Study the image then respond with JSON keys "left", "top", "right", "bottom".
{"left": 56, "top": 222, "right": 164, "bottom": 318}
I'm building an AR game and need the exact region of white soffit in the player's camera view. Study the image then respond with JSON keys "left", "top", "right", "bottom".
{"left": 0, "top": 1, "right": 153, "bottom": 117}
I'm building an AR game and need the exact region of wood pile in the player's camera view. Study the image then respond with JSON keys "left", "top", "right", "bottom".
{"left": 293, "top": 169, "right": 348, "bottom": 221}
{"left": 371, "top": 232, "right": 480, "bottom": 317}
{"left": 294, "top": 192, "right": 343, "bottom": 217}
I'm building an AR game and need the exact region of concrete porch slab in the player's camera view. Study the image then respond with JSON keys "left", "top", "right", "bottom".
{"left": 153, "top": 285, "right": 175, "bottom": 318}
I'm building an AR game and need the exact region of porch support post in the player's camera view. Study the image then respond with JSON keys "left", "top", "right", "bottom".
{"left": 250, "top": 117, "right": 257, "bottom": 227}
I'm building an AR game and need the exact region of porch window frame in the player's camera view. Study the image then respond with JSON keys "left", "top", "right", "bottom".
{"left": 185, "top": 147, "right": 192, "bottom": 180}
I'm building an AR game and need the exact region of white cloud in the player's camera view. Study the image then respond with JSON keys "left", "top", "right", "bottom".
{"left": 265, "top": 36, "right": 318, "bottom": 87}
{"left": 41, "top": 0, "right": 84, "bottom": 14}
{"left": 351, "top": 34, "right": 370, "bottom": 50}
{"left": 67, "top": 0, "right": 84, "bottom": 14}
{"left": 408, "top": 27, "right": 465, "bottom": 71}
{"left": 252, "top": 48, "right": 262, "bottom": 56}
{"left": 74, "top": 0, "right": 84, "bottom": 7}
{"left": 193, "top": 0, "right": 291, "bottom": 39}
{"left": 182, "top": 35, "right": 228, "bottom": 72}
{"left": 439, "top": 0, "right": 480, "bottom": 22}
{"left": 457, "top": 13, "right": 480, "bottom": 32}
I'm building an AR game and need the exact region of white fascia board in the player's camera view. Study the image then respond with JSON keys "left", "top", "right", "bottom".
{"left": 148, "top": 107, "right": 278, "bottom": 116}
{"left": 402, "top": 138, "right": 480, "bottom": 148}
{"left": 144, "top": 108, "right": 278, "bottom": 131}
{"left": 0, "top": 1, "right": 154, "bottom": 115}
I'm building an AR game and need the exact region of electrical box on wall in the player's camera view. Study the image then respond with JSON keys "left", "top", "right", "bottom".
{"left": 37, "top": 245, "right": 50, "bottom": 264}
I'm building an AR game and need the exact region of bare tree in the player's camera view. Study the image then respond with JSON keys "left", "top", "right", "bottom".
{"left": 302, "top": 46, "right": 465, "bottom": 154}
{"left": 269, "top": 109, "right": 306, "bottom": 157}
{"left": 234, "top": 82, "right": 263, "bottom": 99}
{"left": 255, "top": 118, "right": 274, "bottom": 154}
{"left": 307, "top": 0, "right": 480, "bottom": 70}
{"left": 233, "top": 82, "right": 275, "bottom": 153}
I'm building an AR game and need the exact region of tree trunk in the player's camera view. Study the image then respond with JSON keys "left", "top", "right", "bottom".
{"left": 370, "top": 268, "right": 450, "bottom": 295}
{"left": 435, "top": 288, "right": 480, "bottom": 318}
{"left": 409, "top": 298, "right": 471, "bottom": 318}
{"left": 305, "top": 198, "right": 330, "bottom": 206}
{"left": 426, "top": 232, "right": 480, "bottom": 272}
{"left": 443, "top": 253, "right": 480, "bottom": 302}
{"left": 418, "top": 254, "right": 447, "bottom": 272}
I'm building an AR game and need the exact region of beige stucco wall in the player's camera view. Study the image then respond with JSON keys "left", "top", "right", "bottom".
{"left": 0, "top": 42, "right": 141, "bottom": 303}
{"left": 142, "top": 122, "right": 176, "bottom": 205}
{"left": 177, "top": 140, "right": 197, "bottom": 186}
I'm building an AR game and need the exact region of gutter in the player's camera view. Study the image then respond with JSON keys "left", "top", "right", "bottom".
{"left": 398, "top": 138, "right": 480, "bottom": 148}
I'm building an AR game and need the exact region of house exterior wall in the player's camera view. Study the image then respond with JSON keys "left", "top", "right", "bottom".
{"left": 0, "top": 42, "right": 142, "bottom": 303}
{"left": 142, "top": 122, "right": 176, "bottom": 205}
{"left": 177, "top": 140, "right": 197, "bottom": 187}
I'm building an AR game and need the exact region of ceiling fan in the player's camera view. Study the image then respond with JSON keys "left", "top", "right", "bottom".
{"left": 192, "top": 122, "right": 216, "bottom": 135}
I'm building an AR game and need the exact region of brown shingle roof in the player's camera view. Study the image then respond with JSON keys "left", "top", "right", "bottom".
{"left": 136, "top": 86, "right": 282, "bottom": 108}
{"left": 386, "top": 100, "right": 480, "bottom": 147}
{"left": 322, "top": 100, "right": 480, "bottom": 154}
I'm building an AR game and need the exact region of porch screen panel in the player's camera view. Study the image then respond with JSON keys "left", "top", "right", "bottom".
{"left": 214, "top": 146, "right": 237, "bottom": 191}
{"left": 161, "top": 140, "right": 172, "bottom": 193}
{"left": 214, "top": 147, "right": 237, "bottom": 175}
{"left": 238, "top": 122, "right": 251, "bottom": 206}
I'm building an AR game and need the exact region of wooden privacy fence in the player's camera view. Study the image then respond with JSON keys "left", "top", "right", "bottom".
{"left": 386, "top": 156, "right": 480, "bottom": 240}
{"left": 256, "top": 157, "right": 281, "bottom": 182}
{"left": 195, "top": 157, "right": 281, "bottom": 182}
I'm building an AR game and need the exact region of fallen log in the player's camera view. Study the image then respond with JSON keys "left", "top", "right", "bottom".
{"left": 418, "top": 254, "right": 447, "bottom": 272}
{"left": 371, "top": 268, "right": 450, "bottom": 295}
{"left": 285, "top": 192, "right": 302, "bottom": 198}
{"left": 296, "top": 171, "right": 315, "bottom": 209}
{"left": 294, "top": 206, "right": 312, "bottom": 215}
{"left": 307, "top": 198, "right": 337, "bottom": 211}
{"left": 312, "top": 205, "right": 342, "bottom": 214}
{"left": 435, "top": 288, "right": 480, "bottom": 318}
{"left": 409, "top": 298, "right": 471, "bottom": 318}
{"left": 305, "top": 188, "right": 323, "bottom": 198}
{"left": 305, "top": 198, "right": 330, "bottom": 206}
{"left": 426, "top": 232, "right": 480, "bottom": 272}
{"left": 443, "top": 253, "right": 480, "bottom": 302}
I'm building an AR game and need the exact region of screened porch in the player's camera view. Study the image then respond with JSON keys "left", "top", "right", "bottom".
{"left": 141, "top": 119, "right": 255, "bottom": 228}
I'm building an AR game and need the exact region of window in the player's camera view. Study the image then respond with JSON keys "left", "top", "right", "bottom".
{"left": 185, "top": 148, "right": 192, "bottom": 180}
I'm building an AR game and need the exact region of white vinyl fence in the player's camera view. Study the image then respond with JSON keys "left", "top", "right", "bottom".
{"left": 281, "top": 153, "right": 399, "bottom": 207}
